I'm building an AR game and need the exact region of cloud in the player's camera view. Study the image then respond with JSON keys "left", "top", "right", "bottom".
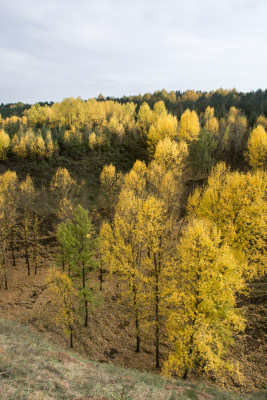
{"left": 0, "top": 0, "right": 267, "bottom": 103}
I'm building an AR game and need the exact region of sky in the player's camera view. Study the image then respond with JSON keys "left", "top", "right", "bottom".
{"left": 1, "top": 0, "right": 267, "bottom": 104}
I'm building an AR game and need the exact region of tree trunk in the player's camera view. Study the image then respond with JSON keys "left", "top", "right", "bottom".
{"left": 133, "top": 282, "right": 140, "bottom": 353}
{"left": 23, "top": 222, "right": 30, "bottom": 275}
{"left": 61, "top": 245, "right": 65, "bottom": 271}
{"left": 154, "top": 253, "right": 160, "bottom": 369}
{"left": 10, "top": 230, "right": 16, "bottom": 266}
{"left": 1, "top": 233, "right": 8, "bottom": 290}
{"left": 82, "top": 261, "right": 88, "bottom": 327}
{"left": 70, "top": 327, "right": 73, "bottom": 348}
{"left": 99, "top": 257, "right": 103, "bottom": 291}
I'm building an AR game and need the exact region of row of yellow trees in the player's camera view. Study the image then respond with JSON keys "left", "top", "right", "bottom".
{"left": 1, "top": 100, "right": 266, "bottom": 172}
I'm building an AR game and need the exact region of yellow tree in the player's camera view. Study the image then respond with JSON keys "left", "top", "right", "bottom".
{"left": 245, "top": 125, "right": 267, "bottom": 171}
{"left": 100, "top": 189, "right": 145, "bottom": 353}
{"left": 47, "top": 267, "right": 77, "bottom": 348}
{"left": 0, "top": 130, "right": 10, "bottom": 160}
{"left": 154, "top": 138, "right": 188, "bottom": 174}
{"left": 50, "top": 167, "right": 77, "bottom": 222}
{"left": 188, "top": 163, "right": 267, "bottom": 279}
{"left": 20, "top": 175, "right": 36, "bottom": 275}
{"left": 100, "top": 164, "right": 122, "bottom": 222}
{"left": 45, "top": 131, "right": 56, "bottom": 158}
{"left": 123, "top": 160, "right": 147, "bottom": 199}
{"left": 136, "top": 102, "right": 154, "bottom": 139}
{"left": 147, "top": 114, "right": 178, "bottom": 157}
{"left": 256, "top": 115, "right": 267, "bottom": 131}
{"left": 179, "top": 109, "right": 200, "bottom": 143}
{"left": 163, "top": 219, "right": 245, "bottom": 379}
{"left": 0, "top": 171, "right": 19, "bottom": 267}
{"left": 204, "top": 106, "right": 219, "bottom": 135}
{"left": 137, "top": 196, "right": 172, "bottom": 369}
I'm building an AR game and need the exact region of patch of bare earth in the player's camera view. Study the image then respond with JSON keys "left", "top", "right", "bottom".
{"left": 0, "top": 246, "right": 266, "bottom": 392}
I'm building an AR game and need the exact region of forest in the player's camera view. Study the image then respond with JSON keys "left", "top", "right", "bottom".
{"left": 0, "top": 89, "right": 266, "bottom": 390}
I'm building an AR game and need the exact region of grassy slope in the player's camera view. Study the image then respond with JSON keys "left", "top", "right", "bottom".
{"left": 1, "top": 319, "right": 266, "bottom": 400}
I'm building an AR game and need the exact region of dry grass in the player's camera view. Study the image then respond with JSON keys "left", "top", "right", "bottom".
{"left": 1, "top": 319, "right": 266, "bottom": 400}
{"left": 0, "top": 252, "right": 266, "bottom": 394}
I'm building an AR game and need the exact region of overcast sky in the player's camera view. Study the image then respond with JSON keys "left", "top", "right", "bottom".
{"left": 1, "top": 0, "right": 267, "bottom": 104}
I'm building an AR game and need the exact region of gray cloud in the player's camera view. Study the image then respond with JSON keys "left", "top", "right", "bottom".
{"left": 0, "top": 0, "right": 267, "bottom": 103}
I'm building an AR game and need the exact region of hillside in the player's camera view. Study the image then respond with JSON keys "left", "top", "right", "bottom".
{"left": 0, "top": 319, "right": 266, "bottom": 400}
{"left": 0, "top": 248, "right": 266, "bottom": 394}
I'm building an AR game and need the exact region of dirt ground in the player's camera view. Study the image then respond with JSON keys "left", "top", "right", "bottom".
{"left": 0, "top": 240, "right": 266, "bottom": 392}
{"left": 0, "top": 245, "right": 169, "bottom": 373}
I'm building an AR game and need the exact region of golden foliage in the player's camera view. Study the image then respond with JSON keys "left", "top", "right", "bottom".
{"left": 147, "top": 114, "right": 178, "bottom": 156}
{"left": 47, "top": 267, "right": 76, "bottom": 337}
{"left": 163, "top": 219, "right": 245, "bottom": 378}
{"left": 154, "top": 138, "right": 188, "bottom": 172}
{"left": 179, "top": 109, "right": 200, "bottom": 142}
{"left": 50, "top": 168, "right": 77, "bottom": 221}
{"left": 245, "top": 125, "right": 267, "bottom": 171}
{"left": 188, "top": 163, "right": 267, "bottom": 279}
{"left": 0, "top": 130, "right": 10, "bottom": 160}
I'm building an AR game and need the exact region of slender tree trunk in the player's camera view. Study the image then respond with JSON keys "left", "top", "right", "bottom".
{"left": 183, "top": 281, "right": 201, "bottom": 380}
{"left": 1, "top": 232, "right": 8, "bottom": 290}
{"left": 133, "top": 282, "right": 140, "bottom": 353}
{"left": 177, "top": 216, "right": 186, "bottom": 240}
{"left": 154, "top": 253, "right": 160, "bottom": 369}
{"left": 23, "top": 220, "right": 30, "bottom": 275}
{"left": 82, "top": 261, "right": 88, "bottom": 327}
{"left": 34, "top": 249, "right": 38, "bottom": 275}
{"left": 99, "top": 256, "right": 103, "bottom": 291}
{"left": 3, "top": 251, "right": 7, "bottom": 290}
{"left": 183, "top": 367, "right": 189, "bottom": 380}
{"left": 33, "top": 215, "right": 38, "bottom": 275}
{"left": 10, "top": 230, "right": 16, "bottom": 266}
{"left": 61, "top": 245, "right": 65, "bottom": 271}
{"left": 70, "top": 326, "right": 73, "bottom": 348}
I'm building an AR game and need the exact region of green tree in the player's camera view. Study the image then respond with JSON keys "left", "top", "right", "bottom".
{"left": 57, "top": 205, "right": 98, "bottom": 327}
{"left": 189, "top": 129, "right": 217, "bottom": 185}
